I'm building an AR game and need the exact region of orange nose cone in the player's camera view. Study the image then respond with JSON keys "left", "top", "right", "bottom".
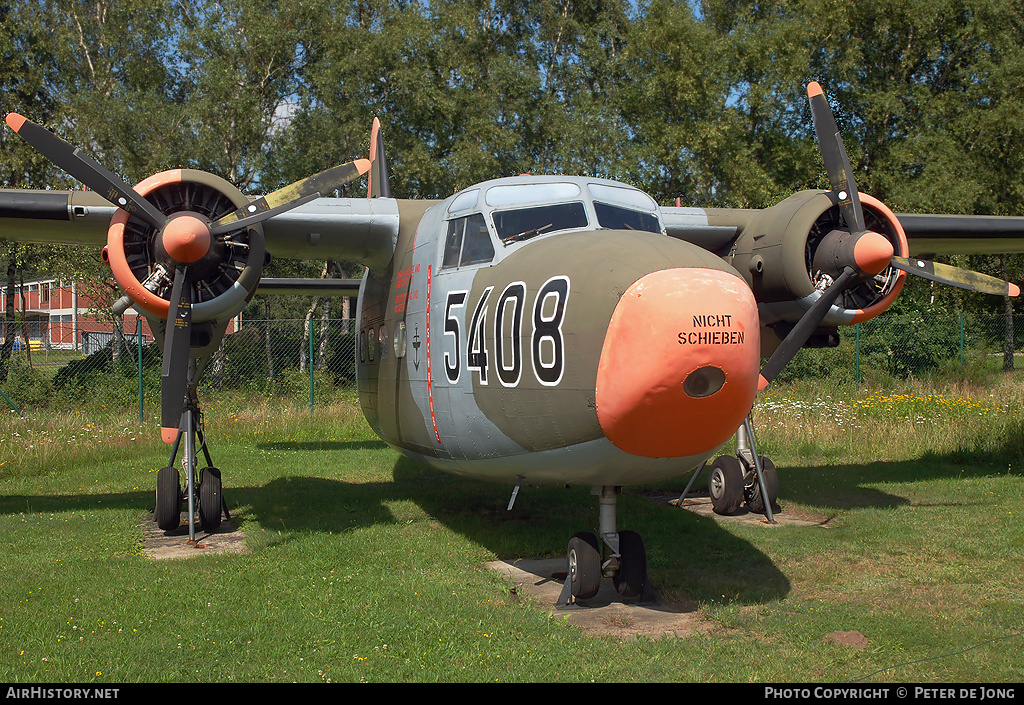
{"left": 854, "top": 231, "right": 894, "bottom": 276}
{"left": 163, "top": 214, "right": 211, "bottom": 264}
{"left": 596, "top": 268, "right": 760, "bottom": 458}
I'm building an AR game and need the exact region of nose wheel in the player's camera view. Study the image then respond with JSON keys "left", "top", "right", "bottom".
{"left": 558, "top": 487, "right": 652, "bottom": 607}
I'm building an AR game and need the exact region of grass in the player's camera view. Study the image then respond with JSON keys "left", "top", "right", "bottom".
{"left": 0, "top": 373, "right": 1023, "bottom": 682}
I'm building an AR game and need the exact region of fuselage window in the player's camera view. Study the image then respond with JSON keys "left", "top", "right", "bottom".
{"left": 442, "top": 213, "right": 495, "bottom": 269}
{"left": 492, "top": 202, "right": 588, "bottom": 244}
{"left": 594, "top": 202, "right": 662, "bottom": 234}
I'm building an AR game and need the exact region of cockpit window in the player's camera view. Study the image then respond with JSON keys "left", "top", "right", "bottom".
{"left": 594, "top": 202, "right": 662, "bottom": 234}
{"left": 485, "top": 182, "right": 581, "bottom": 207}
{"left": 492, "top": 202, "right": 588, "bottom": 244}
{"left": 442, "top": 213, "right": 495, "bottom": 268}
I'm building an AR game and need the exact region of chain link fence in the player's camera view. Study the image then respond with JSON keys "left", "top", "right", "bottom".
{"left": 0, "top": 313, "right": 1020, "bottom": 415}
{"left": 0, "top": 318, "right": 358, "bottom": 417}
{"left": 778, "top": 313, "right": 1024, "bottom": 386}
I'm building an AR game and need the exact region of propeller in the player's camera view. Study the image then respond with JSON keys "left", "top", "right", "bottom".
{"left": 5, "top": 112, "right": 372, "bottom": 442}
{"left": 161, "top": 266, "right": 193, "bottom": 442}
{"left": 758, "top": 83, "right": 1019, "bottom": 390}
{"left": 5, "top": 113, "right": 167, "bottom": 229}
{"left": 209, "top": 158, "right": 370, "bottom": 235}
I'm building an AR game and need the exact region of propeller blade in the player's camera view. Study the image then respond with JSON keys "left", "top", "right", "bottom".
{"left": 5, "top": 113, "right": 167, "bottom": 230}
{"left": 160, "top": 266, "right": 193, "bottom": 443}
{"left": 891, "top": 256, "right": 1021, "bottom": 297}
{"left": 759, "top": 267, "right": 858, "bottom": 390}
{"left": 368, "top": 117, "right": 392, "bottom": 199}
{"left": 807, "top": 83, "right": 866, "bottom": 233}
{"left": 209, "top": 158, "right": 371, "bottom": 235}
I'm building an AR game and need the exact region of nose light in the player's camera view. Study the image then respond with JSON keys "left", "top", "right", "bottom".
{"left": 683, "top": 366, "right": 726, "bottom": 399}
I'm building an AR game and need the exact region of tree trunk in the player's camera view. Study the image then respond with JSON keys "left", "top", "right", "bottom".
{"left": 317, "top": 298, "right": 332, "bottom": 369}
{"left": 19, "top": 271, "right": 32, "bottom": 369}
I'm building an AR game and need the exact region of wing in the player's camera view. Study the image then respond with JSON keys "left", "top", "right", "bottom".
{"left": 896, "top": 213, "right": 1024, "bottom": 256}
{"left": 0, "top": 188, "right": 401, "bottom": 271}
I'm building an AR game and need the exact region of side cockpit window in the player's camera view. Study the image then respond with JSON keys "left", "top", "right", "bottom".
{"left": 442, "top": 213, "right": 495, "bottom": 269}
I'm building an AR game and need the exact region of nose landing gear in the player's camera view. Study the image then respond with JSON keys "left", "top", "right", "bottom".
{"left": 558, "top": 486, "right": 653, "bottom": 607}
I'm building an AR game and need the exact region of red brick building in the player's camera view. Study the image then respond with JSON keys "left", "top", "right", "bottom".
{"left": 0, "top": 278, "right": 155, "bottom": 353}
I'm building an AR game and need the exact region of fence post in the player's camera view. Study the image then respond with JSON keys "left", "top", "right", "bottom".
{"left": 137, "top": 317, "right": 144, "bottom": 423}
{"left": 959, "top": 313, "right": 965, "bottom": 366}
{"left": 309, "top": 316, "right": 315, "bottom": 411}
{"left": 855, "top": 323, "right": 861, "bottom": 389}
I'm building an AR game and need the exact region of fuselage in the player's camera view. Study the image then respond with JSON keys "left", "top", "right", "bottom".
{"left": 354, "top": 176, "right": 761, "bottom": 486}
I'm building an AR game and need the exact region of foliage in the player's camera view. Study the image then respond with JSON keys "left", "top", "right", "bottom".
{"left": 0, "top": 362, "right": 51, "bottom": 409}
{"left": 1, "top": 0, "right": 1022, "bottom": 370}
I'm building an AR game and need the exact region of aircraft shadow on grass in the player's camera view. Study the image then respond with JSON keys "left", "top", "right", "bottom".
{"left": 203, "top": 454, "right": 794, "bottom": 607}
{"left": 2, "top": 440, "right": 1019, "bottom": 606}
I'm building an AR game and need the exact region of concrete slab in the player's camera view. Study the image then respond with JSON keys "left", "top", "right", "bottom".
{"left": 141, "top": 513, "right": 248, "bottom": 560}
{"left": 649, "top": 491, "right": 830, "bottom": 527}
{"left": 487, "top": 557, "right": 715, "bottom": 640}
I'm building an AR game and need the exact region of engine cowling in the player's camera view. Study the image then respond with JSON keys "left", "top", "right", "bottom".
{"left": 727, "top": 189, "right": 908, "bottom": 353}
{"left": 101, "top": 169, "right": 266, "bottom": 348}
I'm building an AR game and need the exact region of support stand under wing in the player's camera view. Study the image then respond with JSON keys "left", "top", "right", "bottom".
{"left": 677, "top": 416, "right": 778, "bottom": 521}
{"left": 154, "top": 397, "right": 228, "bottom": 541}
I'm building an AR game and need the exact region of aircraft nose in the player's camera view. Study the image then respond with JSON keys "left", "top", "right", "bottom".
{"left": 595, "top": 267, "right": 760, "bottom": 458}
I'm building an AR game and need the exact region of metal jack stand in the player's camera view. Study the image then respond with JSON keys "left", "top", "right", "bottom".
{"left": 677, "top": 460, "right": 709, "bottom": 505}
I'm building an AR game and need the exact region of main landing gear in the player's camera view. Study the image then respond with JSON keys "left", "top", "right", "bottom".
{"left": 154, "top": 397, "right": 229, "bottom": 541}
{"left": 680, "top": 416, "right": 779, "bottom": 519}
{"left": 557, "top": 486, "right": 653, "bottom": 607}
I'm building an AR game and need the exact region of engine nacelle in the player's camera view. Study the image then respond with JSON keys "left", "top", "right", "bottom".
{"left": 101, "top": 169, "right": 266, "bottom": 354}
{"left": 726, "top": 190, "right": 908, "bottom": 354}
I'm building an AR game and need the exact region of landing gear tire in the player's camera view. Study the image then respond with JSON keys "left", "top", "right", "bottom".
{"left": 709, "top": 455, "right": 744, "bottom": 515}
{"left": 746, "top": 456, "right": 779, "bottom": 515}
{"left": 567, "top": 532, "right": 601, "bottom": 601}
{"left": 612, "top": 529, "right": 647, "bottom": 598}
{"left": 199, "top": 467, "right": 223, "bottom": 531}
{"left": 155, "top": 466, "right": 181, "bottom": 531}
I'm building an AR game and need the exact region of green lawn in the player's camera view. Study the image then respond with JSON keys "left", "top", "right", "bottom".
{"left": 1, "top": 376, "right": 1022, "bottom": 682}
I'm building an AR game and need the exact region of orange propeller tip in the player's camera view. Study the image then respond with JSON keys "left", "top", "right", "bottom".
{"left": 161, "top": 427, "right": 178, "bottom": 444}
{"left": 1010, "top": 283, "right": 1020, "bottom": 297}
{"left": 354, "top": 158, "right": 371, "bottom": 175}
{"left": 807, "top": 81, "right": 823, "bottom": 97}
{"left": 5, "top": 113, "right": 26, "bottom": 132}
{"left": 757, "top": 374, "right": 769, "bottom": 391}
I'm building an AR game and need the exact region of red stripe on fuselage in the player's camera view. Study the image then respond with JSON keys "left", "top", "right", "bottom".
{"left": 425, "top": 264, "right": 440, "bottom": 443}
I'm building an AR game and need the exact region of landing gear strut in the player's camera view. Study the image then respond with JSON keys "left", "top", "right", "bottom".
{"left": 558, "top": 486, "right": 653, "bottom": 607}
{"left": 679, "top": 416, "right": 779, "bottom": 520}
{"left": 153, "top": 395, "right": 229, "bottom": 540}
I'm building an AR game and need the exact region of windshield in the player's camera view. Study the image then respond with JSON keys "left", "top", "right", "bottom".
{"left": 492, "top": 202, "right": 588, "bottom": 244}
{"left": 594, "top": 202, "right": 662, "bottom": 233}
